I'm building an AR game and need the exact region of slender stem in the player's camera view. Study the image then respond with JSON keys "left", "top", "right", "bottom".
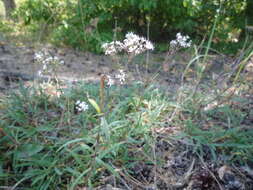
{"left": 100, "top": 75, "right": 106, "bottom": 112}
{"left": 145, "top": 19, "right": 150, "bottom": 78}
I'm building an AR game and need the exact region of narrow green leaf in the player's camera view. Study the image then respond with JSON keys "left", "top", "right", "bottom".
{"left": 70, "top": 168, "right": 91, "bottom": 190}
{"left": 95, "top": 157, "right": 120, "bottom": 178}
{"left": 88, "top": 98, "right": 101, "bottom": 114}
{"left": 57, "top": 138, "right": 85, "bottom": 152}
{"left": 15, "top": 144, "right": 44, "bottom": 158}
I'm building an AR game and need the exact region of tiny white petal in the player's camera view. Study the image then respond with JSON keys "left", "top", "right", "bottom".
{"left": 75, "top": 100, "right": 89, "bottom": 112}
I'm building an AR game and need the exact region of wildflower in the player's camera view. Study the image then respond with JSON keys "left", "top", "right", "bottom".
{"left": 115, "top": 69, "right": 126, "bottom": 84}
{"left": 34, "top": 50, "right": 64, "bottom": 78}
{"left": 170, "top": 32, "right": 192, "bottom": 48}
{"left": 101, "top": 32, "right": 154, "bottom": 56}
{"left": 59, "top": 60, "right": 65, "bottom": 65}
{"left": 42, "top": 64, "right": 47, "bottom": 70}
{"left": 123, "top": 32, "right": 154, "bottom": 55}
{"left": 53, "top": 56, "right": 59, "bottom": 61}
{"left": 34, "top": 51, "right": 44, "bottom": 61}
{"left": 34, "top": 50, "right": 63, "bottom": 65}
{"left": 37, "top": 62, "right": 47, "bottom": 77}
{"left": 37, "top": 70, "right": 43, "bottom": 77}
{"left": 106, "top": 75, "right": 115, "bottom": 87}
{"left": 75, "top": 100, "right": 89, "bottom": 112}
{"left": 101, "top": 41, "right": 124, "bottom": 55}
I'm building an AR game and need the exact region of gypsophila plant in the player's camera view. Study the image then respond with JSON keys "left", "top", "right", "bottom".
{"left": 101, "top": 41, "right": 125, "bottom": 55}
{"left": 106, "top": 75, "right": 115, "bottom": 87}
{"left": 35, "top": 51, "right": 64, "bottom": 65}
{"left": 123, "top": 32, "right": 154, "bottom": 55}
{"left": 115, "top": 69, "right": 126, "bottom": 85}
{"left": 104, "top": 69, "right": 126, "bottom": 87}
{"left": 34, "top": 50, "right": 64, "bottom": 81}
{"left": 75, "top": 100, "right": 89, "bottom": 112}
{"left": 98, "top": 32, "right": 154, "bottom": 113}
{"left": 102, "top": 32, "right": 154, "bottom": 56}
{"left": 101, "top": 32, "right": 154, "bottom": 81}
{"left": 170, "top": 32, "right": 192, "bottom": 49}
{"left": 163, "top": 32, "right": 192, "bottom": 72}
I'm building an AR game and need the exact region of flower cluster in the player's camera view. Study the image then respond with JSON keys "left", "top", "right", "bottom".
{"left": 37, "top": 64, "right": 47, "bottom": 77}
{"left": 115, "top": 69, "right": 126, "bottom": 84}
{"left": 123, "top": 32, "right": 154, "bottom": 55}
{"left": 75, "top": 100, "right": 89, "bottom": 112}
{"left": 106, "top": 75, "right": 115, "bottom": 87}
{"left": 101, "top": 41, "right": 124, "bottom": 55}
{"left": 101, "top": 32, "right": 154, "bottom": 56}
{"left": 34, "top": 51, "right": 64, "bottom": 65}
{"left": 105, "top": 69, "right": 127, "bottom": 87}
{"left": 34, "top": 50, "right": 64, "bottom": 77}
{"left": 170, "top": 33, "right": 192, "bottom": 48}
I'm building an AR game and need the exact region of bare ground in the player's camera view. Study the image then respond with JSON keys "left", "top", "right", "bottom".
{"left": 0, "top": 41, "right": 224, "bottom": 93}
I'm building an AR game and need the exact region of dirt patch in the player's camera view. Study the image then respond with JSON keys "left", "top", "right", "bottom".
{"left": 0, "top": 41, "right": 215, "bottom": 93}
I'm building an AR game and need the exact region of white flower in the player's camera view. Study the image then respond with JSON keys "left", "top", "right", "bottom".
{"left": 101, "top": 41, "right": 124, "bottom": 55}
{"left": 34, "top": 51, "right": 44, "bottom": 61}
{"left": 42, "top": 64, "right": 47, "bottom": 70}
{"left": 170, "top": 32, "right": 192, "bottom": 48}
{"left": 145, "top": 40, "right": 154, "bottom": 50}
{"left": 106, "top": 75, "right": 115, "bottom": 87}
{"left": 53, "top": 56, "right": 59, "bottom": 62}
{"left": 170, "top": 40, "right": 177, "bottom": 47}
{"left": 34, "top": 50, "right": 63, "bottom": 65}
{"left": 37, "top": 70, "right": 43, "bottom": 77}
{"left": 123, "top": 32, "right": 154, "bottom": 55}
{"left": 75, "top": 100, "right": 89, "bottom": 112}
{"left": 102, "top": 32, "right": 154, "bottom": 56}
{"left": 115, "top": 69, "right": 126, "bottom": 84}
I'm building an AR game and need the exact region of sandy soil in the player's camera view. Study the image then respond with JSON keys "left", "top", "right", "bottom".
{"left": 0, "top": 42, "right": 194, "bottom": 92}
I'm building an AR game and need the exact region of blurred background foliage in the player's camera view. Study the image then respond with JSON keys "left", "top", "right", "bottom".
{"left": 0, "top": 0, "right": 251, "bottom": 53}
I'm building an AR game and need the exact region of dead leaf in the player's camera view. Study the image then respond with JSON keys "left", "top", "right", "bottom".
{"left": 218, "top": 165, "right": 231, "bottom": 181}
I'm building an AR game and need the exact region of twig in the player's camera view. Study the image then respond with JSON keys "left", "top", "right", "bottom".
{"left": 198, "top": 156, "right": 224, "bottom": 190}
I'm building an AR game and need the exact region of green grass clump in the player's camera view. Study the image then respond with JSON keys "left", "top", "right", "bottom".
{"left": 178, "top": 90, "right": 253, "bottom": 163}
{"left": 0, "top": 82, "right": 170, "bottom": 189}
{"left": 0, "top": 77, "right": 253, "bottom": 189}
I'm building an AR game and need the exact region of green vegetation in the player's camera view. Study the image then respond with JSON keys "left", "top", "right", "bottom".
{"left": 0, "top": 83, "right": 165, "bottom": 189}
{"left": 0, "top": 0, "right": 248, "bottom": 53}
{"left": 0, "top": 1, "right": 5, "bottom": 18}
{"left": 1, "top": 79, "right": 252, "bottom": 188}
{"left": 0, "top": 0, "right": 253, "bottom": 189}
